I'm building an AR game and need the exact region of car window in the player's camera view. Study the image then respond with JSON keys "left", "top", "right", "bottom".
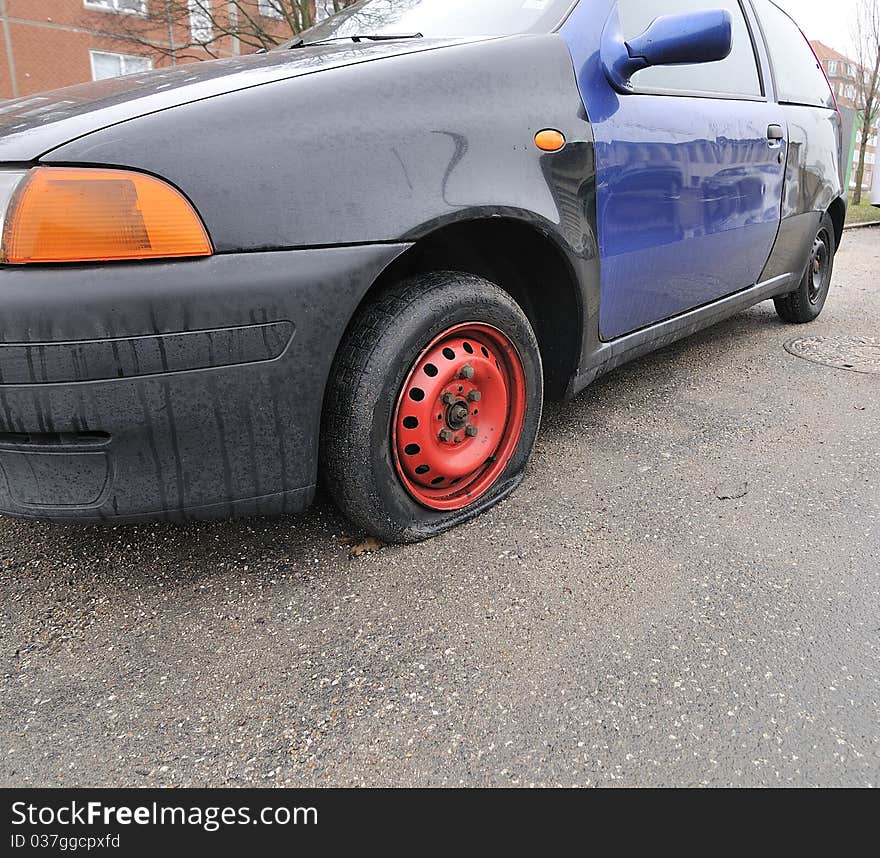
{"left": 619, "top": 0, "right": 763, "bottom": 97}
{"left": 751, "top": 0, "right": 835, "bottom": 108}
{"left": 288, "top": 0, "right": 575, "bottom": 43}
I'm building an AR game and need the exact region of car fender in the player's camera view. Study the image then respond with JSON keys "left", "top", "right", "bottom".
{"left": 43, "top": 35, "right": 597, "bottom": 263}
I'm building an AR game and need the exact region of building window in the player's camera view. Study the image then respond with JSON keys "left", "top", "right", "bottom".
{"left": 827, "top": 60, "right": 838, "bottom": 76}
{"left": 84, "top": 0, "right": 147, "bottom": 14}
{"left": 259, "top": 2, "right": 335, "bottom": 23}
{"left": 189, "top": 0, "right": 213, "bottom": 43}
{"left": 90, "top": 50, "right": 152, "bottom": 80}
{"left": 315, "top": 1, "right": 335, "bottom": 20}
{"left": 258, "top": 0, "right": 283, "bottom": 17}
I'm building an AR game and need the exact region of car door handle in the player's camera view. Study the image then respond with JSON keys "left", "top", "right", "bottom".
{"left": 767, "top": 124, "right": 785, "bottom": 141}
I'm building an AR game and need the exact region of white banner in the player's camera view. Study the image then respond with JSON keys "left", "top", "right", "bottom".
{"left": 872, "top": 156, "right": 880, "bottom": 207}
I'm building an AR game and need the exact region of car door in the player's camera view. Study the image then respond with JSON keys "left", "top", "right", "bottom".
{"left": 561, "top": 0, "right": 786, "bottom": 340}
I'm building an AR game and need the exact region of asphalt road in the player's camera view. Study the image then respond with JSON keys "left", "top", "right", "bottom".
{"left": 2, "top": 229, "right": 878, "bottom": 788}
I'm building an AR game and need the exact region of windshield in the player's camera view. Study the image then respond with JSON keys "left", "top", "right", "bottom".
{"left": 290, "top": 0, "right": 575, "bottom": 44}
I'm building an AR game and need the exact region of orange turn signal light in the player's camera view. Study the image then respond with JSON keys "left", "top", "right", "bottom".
{"left": 534, "top": 129, "right": 566, "bottom": 153}
{"left": 1, "top": 167, "right": 212, "bottom": 264}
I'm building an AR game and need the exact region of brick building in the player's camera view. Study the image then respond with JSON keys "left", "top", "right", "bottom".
{"left": 0, "top": 1, "right": 332, "bottom": 100}
{"left": 811, "top": 39, "right": 877, "bottom": 194}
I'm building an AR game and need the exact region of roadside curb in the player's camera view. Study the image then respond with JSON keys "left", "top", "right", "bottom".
{"left": 844, "top": 220, "right": 880, "bottom": 230}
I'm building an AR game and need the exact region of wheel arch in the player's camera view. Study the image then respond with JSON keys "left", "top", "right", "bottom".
{"left": 828, "top": 195, "right": 846, "bottom": 250}
{"left": 337, "top": 217, "right": 585, "bottom": 401}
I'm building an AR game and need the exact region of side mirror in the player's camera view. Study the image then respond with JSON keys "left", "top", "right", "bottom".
{"left": 601, "top": 5, "right": 733, "bottom": 93}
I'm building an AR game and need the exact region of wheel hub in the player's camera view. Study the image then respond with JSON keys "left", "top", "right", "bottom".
{"left": 809, "top": 231, "right": 830, "bottom": 303}
{"left": 392, "top": 323, "right": 527, "bottom": 511}
{"left": 446, "top": 400, "right": 470, "bottom": 431}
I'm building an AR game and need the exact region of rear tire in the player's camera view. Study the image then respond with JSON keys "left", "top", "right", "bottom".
{"left": 321, "top": 272, "right": 543, "bottom": 544}
{"left": 774, "top": 212, "right": 836, "bottom": 324}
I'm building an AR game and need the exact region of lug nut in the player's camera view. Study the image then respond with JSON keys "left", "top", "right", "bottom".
{"left": 442, "top": 392, "right": 457, "bottom": 405}
{"left": 465, "top": 425, "right": 478, "bottom": 437}
{"left": 439, "top": 428, "right": 453, "bottom": 443}
{"left": 459, "top": 364, "right": 475, "bottom": 380}
{"left": 467, "top": 390, "right": 482, "bottom": 402}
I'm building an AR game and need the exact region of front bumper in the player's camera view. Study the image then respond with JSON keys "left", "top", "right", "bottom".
{"left": 0, "top": 244, "right": 409, "bottom": 523}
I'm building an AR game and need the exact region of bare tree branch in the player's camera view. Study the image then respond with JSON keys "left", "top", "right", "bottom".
{"left": 84, "top": 1, "right": 359, "bottom": 67}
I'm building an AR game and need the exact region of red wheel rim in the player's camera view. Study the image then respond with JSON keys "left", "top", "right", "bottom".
{"left": 392, "top": 322, "right": 528, "bottom": 511}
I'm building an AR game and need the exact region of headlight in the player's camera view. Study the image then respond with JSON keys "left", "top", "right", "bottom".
{"left": 0, "top": 167, "right": 212, "bottom": 264}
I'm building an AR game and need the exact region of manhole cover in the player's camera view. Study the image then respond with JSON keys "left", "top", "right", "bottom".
{"left": 785, "top": 336, "right": 880, "bottom": 375}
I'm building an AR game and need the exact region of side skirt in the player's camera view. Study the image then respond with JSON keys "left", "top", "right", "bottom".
{"left": 569, "top": 272, "right": 797, "bottom": 397}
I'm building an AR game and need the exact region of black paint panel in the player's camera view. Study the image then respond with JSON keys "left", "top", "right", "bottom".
{"left": 0, "top": 322, "right": 294, "bottom": 385}
{"left": 46, "top": 35, "right": 596, "bottom": 257}
{"left": 0, "top": 38, "right": 476, "bottom": 162}
{"left": 759, "top": 211, "right": 820, "bottom": 283}
{"left": 0, "top": 245, "right": 407, "bottom": 521}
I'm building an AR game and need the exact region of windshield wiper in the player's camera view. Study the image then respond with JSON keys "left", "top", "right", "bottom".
{"left": 288, "top": 33, "right": 423, "bottom": 49}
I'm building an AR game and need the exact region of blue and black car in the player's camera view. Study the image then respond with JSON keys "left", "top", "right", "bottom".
{"left": 0, "top": 0, "right": 845, "bottom": 542}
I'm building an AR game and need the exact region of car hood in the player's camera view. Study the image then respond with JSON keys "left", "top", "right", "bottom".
{"left": 0, "top": 37, "right": 477, "bottom": 162}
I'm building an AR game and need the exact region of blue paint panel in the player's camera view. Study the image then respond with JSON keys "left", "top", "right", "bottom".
{"left": 561, "top": 0, "right": 785, "bottom": 340}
